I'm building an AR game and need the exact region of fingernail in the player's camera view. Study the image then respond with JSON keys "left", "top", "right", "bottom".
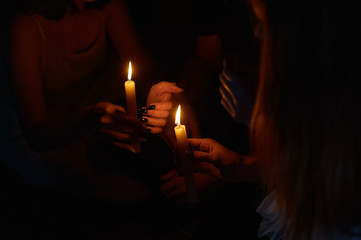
{"left": 147, "top": 105, "right": 156, "bottom": 110}
{"left": 140, "top": 109, "right": 147, "bottom": 114}
{"left": 145, "top": 128, "right": 151, "bottom": 134}
{"left": 140, "top": 118, "right": 148, "bottom": 123}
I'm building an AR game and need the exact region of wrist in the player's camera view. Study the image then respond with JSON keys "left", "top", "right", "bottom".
{"left": 81, "top": 104, "right": 100, "bottom": 130}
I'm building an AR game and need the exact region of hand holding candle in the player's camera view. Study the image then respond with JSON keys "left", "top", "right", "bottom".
{"left": 143, "top": 81, "right": 183, "bottom": 134}
{"left": 174, "top": 105, "right": 198, "bottom": 203}
{"left": 125, "top": 61, "right": 141, "bottom": 153}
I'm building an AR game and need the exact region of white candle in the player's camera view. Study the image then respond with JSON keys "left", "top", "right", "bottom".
{"left": 174, "top": 105, "right": 198, "bottom": 203}
{"left": 125, "top": 61, "right": 141, "bottom": 153}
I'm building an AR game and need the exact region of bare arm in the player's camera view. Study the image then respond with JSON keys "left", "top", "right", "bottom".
{"left": 8, "top": 13, "right": 143, "bottom": 152}
{"left": 174, "top": 34, "right": 224, "bottom": 138}
{"left": 104, "top": 0, "right": 160, "bottom": 78}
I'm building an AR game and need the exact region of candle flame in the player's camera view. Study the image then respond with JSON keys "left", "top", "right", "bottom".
{"left": 175, "top": 105, "right": 181, "bottom": 126}
{"left": 128, "top": 61, "right": 132, "bottom": 80}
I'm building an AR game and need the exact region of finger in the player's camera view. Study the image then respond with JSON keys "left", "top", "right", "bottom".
{"left": 101, "top": 115, "right": 143, "bottom": 134}
{"left": 160, "top": 179, "right": 177, "bottom": 194}
{"left": 106, "top": 124, "right": 145, "bottom": 135}
{"left": 166, "top": 189, "right": 184, "bottom": 201}
{"left": 193, "top": 162, "right": 222, "bottom": 179}
{"left": 103, "top": 104, "right": 126, "bottom": 115}
{"left": 99, "top": 134, "right": 134, "bottom": 151}
{"left": 105, "top": 114, "right": 145, "bottom": 133}
{"left": 145, "top": 126, "right": 163, "bottom": 134}
{"left": 100, "top": 128, "right": 133, "bottom": 142}
{"left": 153, "top": 81, "right": 183, "bottom": 94}
{"left": 188, "top": 138, "right": 211, "bottom": 152}
{"left": 165, "top": 84, "right": 183, "bottom": 94}
{"left": 147, "top": 102, "right": 173, "bottom": 111}
{"left": 112, "top": 111, "right": 143, "bottom": 127}
{"left": 160, "top": 169, "right": 179, "bottom": 181}
{"left": 192, "top": 151, "right": 213, "bottom": 162}
{"left": 143, "top": 109, "right": 170, "bottom": 118}
{"left": 192, "top": 162, "right": 212, "bottom": 173}
{"left": 100, "top": 115, "right": 113, "bottom": 126}
{"left": 112, "top": 105, "right": 126, "bottom": 113}
{"left": 160, "top": 183, "right": 174, "bottom": 195}
{"left": 143, "top": 117, "right": 167, "bottom": 128}
{"left": 111, "top": 141, "right": 137, "bottom": 152}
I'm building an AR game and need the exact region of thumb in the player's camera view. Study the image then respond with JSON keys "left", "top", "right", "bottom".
{"left": 157, "top": 82, "right": 183, "bottom": 94}
{"left": 167, "top": 84, "right": 183, "bottom": 94}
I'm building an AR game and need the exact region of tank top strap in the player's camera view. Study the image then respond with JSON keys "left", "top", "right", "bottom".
{"left": 33, "top": 15, "right": 47, "bottom": 42}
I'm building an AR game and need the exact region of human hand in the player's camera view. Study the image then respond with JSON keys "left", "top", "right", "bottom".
{"left": 94, "top": 102, "right": 145, "bottom": 152}
{"left": 160, "top": 169, "right": 222, "bottom": 206}
{"left": 160, "top": 169, "right": 187, "bottom": 206}
{"left": 142, "top": 81, "right": 183, "bottom": 134}
{"left": 188, "top": 138, "right": 241, "bottom": 181}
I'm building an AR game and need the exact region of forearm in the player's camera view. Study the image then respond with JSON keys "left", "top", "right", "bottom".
{"left": 177, "top": 55, "right": 219, "bottom": 103}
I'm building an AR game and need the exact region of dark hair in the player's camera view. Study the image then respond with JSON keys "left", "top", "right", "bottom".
{"left": 19, "top": 0, "right": 111, "bottom": 20}
{"left": 250, "top": 0, "right": 361, "bottom": 239}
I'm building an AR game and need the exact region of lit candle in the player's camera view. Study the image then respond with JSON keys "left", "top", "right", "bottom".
{"left": 174, "top": 105, "right": 198, "bottom": 203}
{"left": 125, "top": 61, "right": 141, "bottom": 153}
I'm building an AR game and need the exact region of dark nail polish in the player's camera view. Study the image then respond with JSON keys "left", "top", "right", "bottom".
{"left": 145, "top": 128, "right": 151, "bottom": 134}
{"left": 140, "top": 109, "right": 147, "bottom": 114}
{"left": 140, "top": 118, "right": 148, "bottom": 123}
{"left": 147, "top": 105, "right": 156, "bottom": 110}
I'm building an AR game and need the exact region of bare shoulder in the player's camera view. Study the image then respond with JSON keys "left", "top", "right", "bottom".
{"left": 11, "top": 13, "right": 40, "bottom": 39}
{"left": 102, "top": 0, "right": 127, "bottom": 21}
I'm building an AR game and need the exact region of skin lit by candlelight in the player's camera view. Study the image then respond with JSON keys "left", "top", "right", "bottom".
{"left": 175, "top": 105, "right": 181, "bottom": 127}
{"left": 128, "top": 61, "right": 132, "bottom": 81}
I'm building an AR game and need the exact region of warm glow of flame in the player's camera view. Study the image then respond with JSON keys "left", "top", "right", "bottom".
{"left": 128, "top": 61, "right": 132, "bottom": 80}
{"left": 175, "top": 105, "right": 181, "bottom": 126}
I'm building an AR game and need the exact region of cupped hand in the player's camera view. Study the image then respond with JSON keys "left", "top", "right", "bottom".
{"left": 143, "top": 81, "right": 183, "bottom": 134}
{"left": 94, "top": 102, "right": 145, "bottom": 151}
